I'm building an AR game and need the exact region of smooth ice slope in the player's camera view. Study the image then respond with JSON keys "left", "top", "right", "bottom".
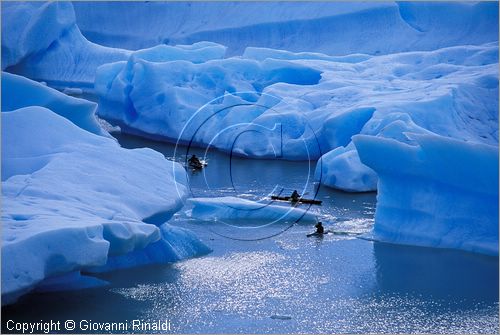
{"left": 1, "top": 107, "right": 207, "bottom": 304}
{"left": 354, "top": 134, "right": 499, "bottom": 256}
{"left": 1, "top": 72, "right": 106, "bottom": 136}
{"left": 188, "top": 197, "right": 317, "bottom": 223}
{"left": 73, "top": 2, "right": 498, "bottom": 56}
{"left": 1, "top": 1, "right": 130, "bottom": 90}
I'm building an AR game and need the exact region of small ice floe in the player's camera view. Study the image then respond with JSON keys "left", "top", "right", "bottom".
{"left": 270, "top": 315, "right": 292, "bottom": 320}
{"left": 188, "top": 196, "right": 317, "bottom": 223}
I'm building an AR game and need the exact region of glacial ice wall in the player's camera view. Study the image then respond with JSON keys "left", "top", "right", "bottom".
{"left": 72, "top": 2, "right": 498, "bottom": 56}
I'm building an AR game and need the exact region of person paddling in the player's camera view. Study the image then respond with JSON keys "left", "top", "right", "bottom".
{"left": 314, "top": 222, "right": 324, "bottom": 234}
{"left": 290, "top": 190, "right": 300, "bottom": 202}
{"left": 307, "top": 222, "right": 326, "bottom": 237}
{"left": 188, "top": 154, "right": 202, "bottom": 168}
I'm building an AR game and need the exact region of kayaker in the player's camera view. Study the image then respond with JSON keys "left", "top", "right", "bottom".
{"left": 315, "top": 222, "right": 324, "bottom": 234}
{"left": 188, "top": 154, "right": 202, "bottom": 168}
{"left": 290, "top": 190, "right": 300, "bottom": 202}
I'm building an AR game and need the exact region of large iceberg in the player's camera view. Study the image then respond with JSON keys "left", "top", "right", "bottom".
{"left": 96, "top": 42, "right": 498, "bottom": 164}
{"left": 313, "top": 42, "right": 498, "bottom": 191}
{"left": 1, "top": 106, "right": 208, "bottom": 304}
{"left": 1, "top": 2, "right": 227, "bottom": 91}
{"left": 354, "top": 134, "right": 499, "bottom": 256}
{"left": 95, "top": 51, "right": 323, "bottom": 159}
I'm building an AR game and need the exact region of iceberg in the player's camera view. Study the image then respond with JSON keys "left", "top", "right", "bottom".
{"left": 1, "top": 106, "right": 207, "bottom": 305}
{"left": 354, "top": 133, "right": 499, "bottom": 256}
{"left": 96, "top": 41, "right": 498, "bottom": 164}
{"left": 188, "top": 196, "right": 318, "bottom": 224}
{"left": 95, "top": 53, "right": 323, "bottom": 159}
{"left": 313, "top": 42, "right": 498, "bottom": 191}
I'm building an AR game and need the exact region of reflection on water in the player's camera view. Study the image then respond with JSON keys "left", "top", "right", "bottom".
{"left": 2, "top": 132, "right": 498, "bottom": 334}
{"left": 374, "top": 242, "right": 499, "bottom": 303}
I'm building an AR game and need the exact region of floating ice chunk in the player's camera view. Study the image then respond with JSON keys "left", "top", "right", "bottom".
{"left": 354, "top": 133, "right": 499, "bottom": 256}
{"left": 315, "top": 144, "right": 377, "bottom": 193}
{"left": 188, "top": 196, "right": 317, "bottom": 223}
{"left": 95, "top": 41, "right": 497, "bottom": 163}
{"left": 1, "top": 72, "right": 107, "bottom": 137}
{"left": 315, "top": 112, "right": 436, "bottom": 192}
{"left": 1, "top": 106, "right": 195, "bottom": 304}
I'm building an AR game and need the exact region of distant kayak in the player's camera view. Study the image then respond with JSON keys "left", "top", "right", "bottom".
{"left": 307, "top": 232, "right": 325, "bottom": 237}
{"left": 271, "top": 195, "right": 322, "bottom": 205}
{"left": 307, "top": 230, "right": 362, "bottom": 237}
{"left": 188, "top": 160, "right": 208, "bottom": 170}
{"left": 306, "top": 231, "right": 330, "bottom": 237}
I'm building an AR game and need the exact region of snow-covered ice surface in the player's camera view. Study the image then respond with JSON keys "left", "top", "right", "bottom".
{"left": 1, "top": 107, "right": 208, "bottom": 304}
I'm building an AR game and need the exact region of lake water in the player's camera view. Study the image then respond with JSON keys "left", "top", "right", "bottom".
{"left": 3, "top": 132, "right": 498, "bottom": 334}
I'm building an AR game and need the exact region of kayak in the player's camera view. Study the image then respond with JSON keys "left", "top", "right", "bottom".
{"left": 307, "top": 231, "right": 329, "bottom": 237}
{"left": 188, "top": 160, "right": 208, "bottom": 170}
{"left": 271, "top": 195, "right": 322, "bottom": 205}
{"left": 307, "top": 230, "right": 361, "bottom": 237}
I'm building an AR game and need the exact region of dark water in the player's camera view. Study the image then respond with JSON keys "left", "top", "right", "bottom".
{"left": 3, "top": 132, "right": 498, "bottom": 334}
